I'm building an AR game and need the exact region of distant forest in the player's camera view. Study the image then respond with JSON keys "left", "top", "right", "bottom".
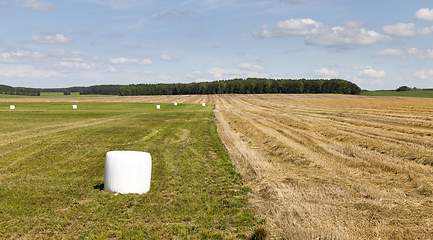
{"left": 119, "top": 78, "right": 361, "bottom": 96}
{"left": 0, "top": 84, "right": 40, "bottom": 96}
{"left": 1, "top": 78, "right": 361, "bottom": 96}
{"left": 39, "top": 85, "right": 122, "bottom": 95}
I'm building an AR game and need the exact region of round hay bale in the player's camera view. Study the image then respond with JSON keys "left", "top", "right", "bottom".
{"left": 72, "top": 105, "right": 77, "bottom": 109}
{"left": 174, "top": 102, "right": 177, "bottom": 106}
{"left": 104, "top": 151, "right": 152, "bottom": 194}
{"left": 156, "top": 105, "right": 160, "bottom": 109}
{"left": 202, "top": 103, "right": 205, "bottom": 107}
{"left": 10, "top": 105, "right": 15, "bottom": 110}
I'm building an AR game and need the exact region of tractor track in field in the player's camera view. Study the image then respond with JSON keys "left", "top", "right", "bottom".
{"left": 2, "top": 94, "right": 433, "bottom": 239}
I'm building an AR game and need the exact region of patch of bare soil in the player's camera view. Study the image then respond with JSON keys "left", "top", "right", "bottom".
{"left": 5, "top": 94, "right": 433, "bottom": 239}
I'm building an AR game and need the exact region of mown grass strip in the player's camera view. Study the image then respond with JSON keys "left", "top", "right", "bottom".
{"left": 0, "top": 102, "right": 262, "bottom": 239}
{"left": 360, "top": 90, "right": 433, "bottom": 98}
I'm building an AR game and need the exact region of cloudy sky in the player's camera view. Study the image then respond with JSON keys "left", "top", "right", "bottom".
{"left": 1, "top": 0, "right": 433, "bottom": 90}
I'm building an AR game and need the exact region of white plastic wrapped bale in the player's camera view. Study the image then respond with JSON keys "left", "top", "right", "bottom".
{"left": 104, "top": 151, "right": 152, "bottom": 194}
{"left": 174, "top": 102, "right": 177, "bottom": 106}
{"left": 156, "top": 105, "right": 160, "bottom": 109}
{"left": 10, "top": 105, "right": 15, "bottom": 110}
{"left": 72, "top": 105, "right": 77, "bottom": 109}
{"left": 202, "top": 103, "right": 205, "bottom": 107}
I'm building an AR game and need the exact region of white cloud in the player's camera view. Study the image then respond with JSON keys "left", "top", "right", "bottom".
{"left": 369, "top": 80, "right": 384, "bottom": 86}
{"left": 58, "top": 62, "right": 96, "bottom": 70}
{"left": 46, "top": 49, "right": 97, "bottom": 61}
{"left": 375, "top": 49, "right": 405, "bottom": 58}
{"left": 357, "top": 67, "right": 386, "bottom": 78}
{"left": 305, "top": 25, "right": 389, "bottom": 51}
{"left": 236, "top": 63, "right": 265, "bottom": 71}
{"left": 415, "top": 8, "right": 433, "bottom": 21}
{"left": 159, "top": 54, "right": 174, "bottom": 62}
{"left": 253, "top": 19, "right": 389, "bottom": 50}
{"left": 349, "top": 76, "right": 363, "bottom": 84}
{"left": 27, "top": 34, "right": 73, "bottom": 44}
{"left": 375, "top": 48, "right": 433, "bottom": 60}
{"left": 0, "top": 65, "right": 65, "bottom": 78}
{"left": 14, "top": 0, "right": 55, "bottom": 12}
{"left": 405, "top": 48, "right": 433, "bottom": 60}
{"left": 411, "top": 70, "right": 433, "bottom": 80}
{"left": 252, "top": 18, "right": 325, "bottom": 38}
{"left": 1, "top": 49, "right": 99, "bottom": 71}
{"left": 314, "top": 67, "right": 339, "bottom": 77}
{"left": 1, "top": 51, "right": 44, "bottom": 64}
{"left": 109, "top": 57, "right": 153, "bottom": 65}
{"left": 106, "top": 66, "right": 118, "bottom": 72}
{"left": 206, "top": 66, "right": 269, "bottom": 79}
{"left": 382, "top": 23, "right": 433, "bottom": 37}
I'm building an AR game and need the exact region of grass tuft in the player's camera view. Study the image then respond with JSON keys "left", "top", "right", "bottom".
{"left": 249, "top": 227, "right": 267, "bottom": 240}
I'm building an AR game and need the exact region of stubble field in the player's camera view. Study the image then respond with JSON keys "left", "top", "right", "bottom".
{"left": 211, "top": 94, "right": 433, "bottom": 239}
{"left": 2, "top": 93, "right": 433, "bottom": 239}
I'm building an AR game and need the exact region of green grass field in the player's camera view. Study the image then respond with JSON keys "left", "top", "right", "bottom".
{"left": 360, "top": 90, "right": 433, "bottom": 98}
{"left": 0, "top": 102, "right": 263, "bottom": 239}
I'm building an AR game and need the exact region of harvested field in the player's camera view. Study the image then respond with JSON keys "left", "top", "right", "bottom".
{"left": 3, "top": 94, "right": 433, "bottom": 239}
{"left": 211, "top": 94, "right": 433, "bottom": 239}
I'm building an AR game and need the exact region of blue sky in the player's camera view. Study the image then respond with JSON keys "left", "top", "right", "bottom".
{"left": 1, "top": 0, "right": 433, "bottom": 90}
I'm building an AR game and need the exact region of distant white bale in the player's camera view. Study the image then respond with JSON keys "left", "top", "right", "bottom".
{"left": 202, "top": 103, "right": 205, "bottom": 107}
{"left": 10, "top": 105, "right": 15, "bottom": 110}
{"left": 174, "top": 102, "right": 177, "bottom": 106}
{"left": 72, "top": 105, "right": 77, "bottom": 109}
{"left": 156, "top": 105, "right": 160, "bottom": 109}
{"left": 104, "top": 151, "right": 152, "bottom": 194}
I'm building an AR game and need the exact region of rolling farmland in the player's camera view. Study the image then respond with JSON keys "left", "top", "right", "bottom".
{"left": 2, "top": 94, "right": 433, "bottom": 239}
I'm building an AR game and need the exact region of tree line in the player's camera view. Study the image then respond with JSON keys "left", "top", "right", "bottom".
{"left": 38, "top": 85, "right": 122, "bottom": 95}
{"left": 0, "top": 84, "right": 40, "bottom": 96}
{"left": 1, "top": 79, "right": 361, "bottom": 97}
{"left": 119, "top": 78, "right": 361, "bottom": 96}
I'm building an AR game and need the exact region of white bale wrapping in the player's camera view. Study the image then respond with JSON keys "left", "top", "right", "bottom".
{"left": 72, "top": 105, "right": 77, "bottom": 109}
{"left": 156, "top": 105, "right": 160, "bottom": 109}
{"left": 104, "top": 151, "right": 152, "bottom": 194}
{"left": 10, "top": 105, "right": 15, "bottom": 110}
{"left": 202, "top": 103, "right": 205, "bottom": 107}
{"left": 174, "top": 102, "right": 177, "bottom": 106}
